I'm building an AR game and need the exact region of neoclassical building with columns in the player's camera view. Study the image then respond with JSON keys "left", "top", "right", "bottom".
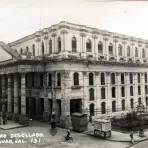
{"left": 0, "top": 21, "right": 148, "bottom": 124}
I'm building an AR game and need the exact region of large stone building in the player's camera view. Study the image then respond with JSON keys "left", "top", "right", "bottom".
{"left": 0, "top": 21, "right": 148, "bottom": 124}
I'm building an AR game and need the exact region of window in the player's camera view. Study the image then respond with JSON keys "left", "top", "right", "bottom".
{"left": 101, "top": 102, "right": 106, "bottom": 114}
{"left": 58, "top": 37, "right": 61, "bottom": 53}
{"left": 121, "top": 73, "right": 125, "bottom": 84}
{"left": 108, "top": 43, "right": 113, "bottom": 55}
{"left": 112, "top": 101, "right": 116, "bottom": 112}
{"left": 112, "top": 87, "right": 116, "bottom": 98}
{"left": 130, "top": 73, "right": 133, "bottom": 84}
{"left": 72, "top": 37, "right": 77, "bottom": 52}
{"left": 40, "top": 73, "right": 44, "bottom": 87}
{"left": 20, "top": 48, "right": 23, "bottom": 54}
{"left": 101, "top": 87, "right": 106, "bottom": 99}
{"left": 73, "top": 73, "right": 79, "bottom": 86}
{"left": 138, "top": 97, "right": 142, "bottom": 105}
{"left": 49, "top": 39, "right": 52, "bottom": 54}
{"left": 127, "top": 46, "right": 130, "bottom": 56}
{"left": 86, "top": 39, "right": 92, "bottom": 52}
{"left": 142, "top": 48, "right": 145, "bottom": 58}
{"left": 145, "top": 97, "right": 148, "bottom": 106}
{"left": 145, "top": 73, "right": 147, "bottom": 83}
{"left": 118, "top": 44, "right": 122, "bottom": 56}
{"left": 48, "top": 73, "right": 52, "bottom": 86}
{"left": 138, "top": 86, "right": 141, "bottom": 95}
{"left": 138, "top": 73, "right": 140, "bottom": 83}
{"left": 90, "top": 103, "right": 94, "bottom": 116}
{"left": 32, "top": 44, "right": 35, "bottom": 56}
{"left": 122, "top": 99, "right": 125, "bottom": 111}
{"left": 130, "top": 99, "right": 134, "bottom": 109}
{"left": 89, "top": 73, "right": 94, "bottom": 85}
{"left": 135, "top": 47, "right": 138, "bottom": 57}
{"left": 111, "top": 73, "right": 115, "bottom": 85}
{"left": 26, "top": 46, "right": 29, "bottom": 53}
{"left": 98, "top": 41, "right": 103, "bottom": 54}
{"left": 130, "top": 86, "right": 133, "bottom": 96}
{"left": 31, "top": 73, "right": 34, "bottom": 87}
{"left": 89, "top": 88, "right": 94, "bottom": 100}
{"left": 145, "top": 85, "right": 148, "bottom": 94}
{"left": 57, "top": 73, "right": 61, "bottom": 86}
{"left": 121, "top": 86, "right": 125, "bottom": 97}
{"left": 101, "top": 73, "right": 105, "bottom": 85}
{"left": 41, "top": 41, "right": 45, "bottom": 56}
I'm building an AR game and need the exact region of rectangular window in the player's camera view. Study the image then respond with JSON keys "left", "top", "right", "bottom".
{"left": 48, "top": 73, "right": 52, "bottom": 86}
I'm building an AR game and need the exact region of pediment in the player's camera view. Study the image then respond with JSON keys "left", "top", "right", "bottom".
{"left": 0, "top": 46, "right": 12, "bottom": 62}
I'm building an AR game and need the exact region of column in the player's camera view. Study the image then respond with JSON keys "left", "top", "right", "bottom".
{"left": 116, "top": 72, "right": 121, "bottom": 112}
{"left": 125, "top": 73, "right": 130, "bottom": 110}
{"left": 21, "top": 73, "right": 26, "bottom": 115}
{"left": 1, "top": 75, "right": 6, "bottom": 113}
{"left": 7, "top": 75, "right": 13, "bottom": 117}
{"left": 13, "top": 74, "right": 19, "bottom": 121}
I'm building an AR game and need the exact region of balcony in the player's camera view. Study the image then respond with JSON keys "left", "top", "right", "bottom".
{"left": 71, "top": 85, "right": 82, "bottom": 89}
{"left": 109, "top": 56, "right": 116, "bottom": 62}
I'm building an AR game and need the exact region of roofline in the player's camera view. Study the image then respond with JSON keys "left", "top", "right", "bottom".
{"left": 8, "top": 21, "right": 148, "bottom": 47}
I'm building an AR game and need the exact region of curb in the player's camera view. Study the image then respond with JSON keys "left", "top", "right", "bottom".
{"left": 0, "top": 125, "right": 28, "bottom": 130}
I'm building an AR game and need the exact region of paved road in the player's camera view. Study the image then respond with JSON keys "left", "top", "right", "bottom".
{"left": 130, "top": 139, "right": 148, "bottom": 148}
{"left": 0, "top": 121, "right": 129, "bottom": 148}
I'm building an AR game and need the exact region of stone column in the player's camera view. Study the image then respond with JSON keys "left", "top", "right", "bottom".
{"left": 13, "top": 74, "right": 19, "bottom": 121}
{"left": 7, "top": 75, "right": 13, "bottom": 118}
{"left": 21, "top": 73, "right": 26, "bottom": 115}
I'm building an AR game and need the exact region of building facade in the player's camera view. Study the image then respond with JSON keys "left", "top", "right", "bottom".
{"left": 0, "top": 21, "right": 148, "bottom": 124}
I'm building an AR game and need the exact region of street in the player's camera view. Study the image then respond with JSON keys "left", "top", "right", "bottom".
{"left": 130, "top": 140, "right": 148, "bottom": 148}
{"left": 0, "top": 121, "right": 129, "bottom": 148}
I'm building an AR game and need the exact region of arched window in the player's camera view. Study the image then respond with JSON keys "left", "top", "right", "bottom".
{"left": 122, "top": 99, "right": 125, "bottom": 111}
{"left": 90, "top": 103, "right": 94, "bottom": 116}
{"left": 86, "top": 39, "right": 92, "bottom": 52}
{"left": 121, "top": 73, "right": 125, "bottom": 84}
{"left": 48, "top": 73, "right": 52, "bottom": 86}
{"left": 26, "top": 46, "right": 29, "bottom": 53}
{"left": 142, "top": 48, "right": 145, "bottom": 58}
{"left": 127, "top": 46, "right": 130, "bottom": 56}
{"left": 57, "top": 73, "right": 61, "bottom": 86}
{"left": 111, "top": 73, "right": 115, "bottom": 85}
{"left": 145, "top": 97, "right": 148, "bottom": 106}
{"left": 138, "top": 73, "right": 140, "bottom": 83}
{"left": 145, "top": 73, "right": 147, "bottom": 83}
{"left": 121, "top": 86, "right": 125, "bottom": 97}
{"left": 49, "top": 39, "right": 52, "bottom": 54}
{"left": 101, "top": 102, "right": 106, "bottom": 114}
{"left": 145, "top": 85, "right": 148, "bottom": 94}
{"left": 73, "top": 72, "right": 79, "bottom": 86}
{"left": 118, "top": 44, "right": 122, "bottom": 56}
{"left": 101, "top": 73, "right": 105, "bottom": 85}
{"left": 32, "top": 44, "right": 35, "bottom": 56}
{"left": 130, "top": 73, "right": 133, "bottom": 84}
{"left": 108, "top": 43, "right": 113, "bottom": 55}
{"left": 89, "top": 73, "right": 94, "bottom": 85}
{"left": 89, "top": 88, "right": 94, "bottom": 101}
{"left": 41, "top": 41, "right": 45, "bottom": 56}
{"left": 112, "top": 87, "right": 116, "bottom": 98}
{"left": 72, "top": 37, "right": 77, "bottom": 52}
{"left": 138, "top": 86, "right": 141, "bottom": 95}
{"left": 20, "top": 48, "right": 23, "bottom": 54}
{"left": 130, "top": 99, "right": 134, "bottom": 109}
{"left": 130, "top": 86, "right": 133, "bottom": 96}
{"left": 112, "top": 101, "right": 116, "bottom": 112}
{"left": 135, "top": 47, "right": 138, "bottom": 57}
{"left": 58, "top": 37, "right": 61, "bottom": 53}
{"left": 138, "top": 97, "right": 142, "bottom": 105}
{"left": 98, "top": 41, "right": 103, "bottom": 54}
{"left": 101, "top": 87, "right": 106, "bottom": 99}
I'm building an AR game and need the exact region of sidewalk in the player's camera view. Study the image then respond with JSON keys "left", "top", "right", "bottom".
{"left": 84, "top": 122, "right": 148, "bottom": 143}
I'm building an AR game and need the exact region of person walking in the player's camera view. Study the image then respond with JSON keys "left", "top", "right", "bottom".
{"left": 130, "top": 131, "right": 134, "bottom": 144}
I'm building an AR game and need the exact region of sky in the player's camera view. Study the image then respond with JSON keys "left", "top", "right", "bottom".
{"left": 0, "top": 0, "right": 148, "bottom": 43}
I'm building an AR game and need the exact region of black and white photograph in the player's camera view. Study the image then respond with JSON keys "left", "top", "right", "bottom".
{"left": 0, "top": 0, "right": 148, "bottom": 148}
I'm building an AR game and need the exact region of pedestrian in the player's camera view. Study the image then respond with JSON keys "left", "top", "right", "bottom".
{"left": 51, "top": 112, "right": 56, "bottom": 129}
{"left": 130, "top": 131, "right": 134, "bottom": 144}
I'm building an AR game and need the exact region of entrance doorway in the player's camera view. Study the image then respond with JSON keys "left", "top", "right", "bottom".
{"left": 39, "top": 98, "right": 44, "bottom": 119}
{"left": 70, "top": 99, "right": 82, "bottom": 114}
